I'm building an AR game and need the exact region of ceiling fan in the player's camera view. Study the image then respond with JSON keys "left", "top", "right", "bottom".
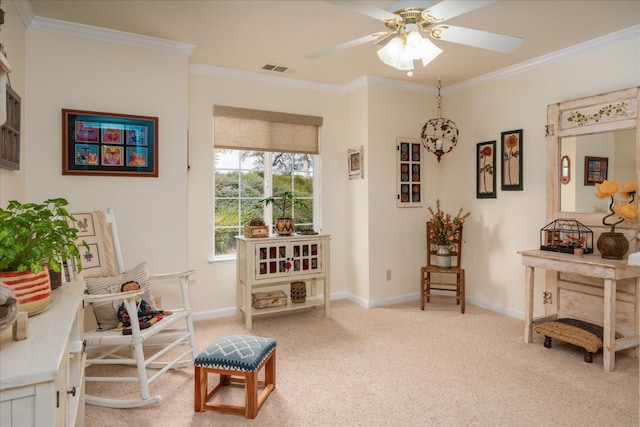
{"left": 306, "top": 0, "right": 522, "bottom": 71}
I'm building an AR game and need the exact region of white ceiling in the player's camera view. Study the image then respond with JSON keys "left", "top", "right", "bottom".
{"left": 25, "top": 0, "right": 640, "bottom": 88}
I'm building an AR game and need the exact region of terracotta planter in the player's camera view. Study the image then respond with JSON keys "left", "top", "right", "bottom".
{"left": 596, "top": 232, "right": 629, "bottom": 260}
{"left": 274, "top": 218, "right": 295, "bottom": 235}
{"left": 0, "top": 267, "right": 52, "bottom": 315}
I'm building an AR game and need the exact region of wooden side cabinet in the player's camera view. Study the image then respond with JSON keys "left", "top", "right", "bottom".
{"left": 0, "top": 283, "right": 85, "bottom": 426}
{"left": 236, "top": 234, "right": 331, "bottom": 329}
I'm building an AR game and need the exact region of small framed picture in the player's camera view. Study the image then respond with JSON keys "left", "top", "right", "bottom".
{"left": 584, "top": 156, "right": 608, "bottom": 185}
{"left": 501, "top": 129, "right": 523, "bottom": 191}
{"left": 348, "top": 146, "right": 364, "bottom": 180}
{"left": 476, "top": 141, "right": 496, "bottom": 199}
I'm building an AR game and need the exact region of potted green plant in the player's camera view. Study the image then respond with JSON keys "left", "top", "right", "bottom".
{"left": 0, "top": 198, "right": 85, "bottom": 313}
{"left": 261, "top": 192, "right": 309, "bottom": 235}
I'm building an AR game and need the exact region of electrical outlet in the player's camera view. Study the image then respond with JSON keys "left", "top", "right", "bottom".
{"left": 386, "top": 270, "right": 391, "bottom": 281}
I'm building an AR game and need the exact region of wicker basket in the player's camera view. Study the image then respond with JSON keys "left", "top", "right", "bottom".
{"left": 290, "top": 281, "right": 306, "bottom": 303}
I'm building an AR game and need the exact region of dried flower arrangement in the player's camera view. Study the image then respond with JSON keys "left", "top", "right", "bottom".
{"left": 427, "top": 199, "right": 470, "bottom": 246}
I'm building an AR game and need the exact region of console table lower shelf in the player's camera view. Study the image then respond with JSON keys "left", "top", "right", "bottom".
{"left": 518, "top": 249, "right": 640, "bottom": 371}
{"left": 240, "top": 291, "right": 327, "bottom": 318}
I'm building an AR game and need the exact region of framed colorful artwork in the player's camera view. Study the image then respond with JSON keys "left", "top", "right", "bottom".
{"left": 501, "top": 129, "right": 523, "bottom": 191}
{"left": 476, "top": 141, "right": 496, "bottom": 199}
{"left": 348, "top": 145, "right": 364, "bottom": 179}
{"left": 584, "top": 156, "right": 608, "bottom": 185}
{"left": 396, "top": 137, "right": 423, "bottom": 207}
{"left": 62, "top": 109, "right": 158, "bottom": 177}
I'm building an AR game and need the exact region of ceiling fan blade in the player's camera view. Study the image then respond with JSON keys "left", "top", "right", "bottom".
{"left": 305, "top": 33, "right": 386, "bottom": 59}
{"left": 325, "top": 0, "right": 397, "bottom": 21}
{"left": 386, "top": 1, "right": 435, "bottom": 13}
{"left": 432, "top": 25, "right": 522, "bottom": 53}
{"left": 426, "top": 0, "right": 495, "bottom": 22}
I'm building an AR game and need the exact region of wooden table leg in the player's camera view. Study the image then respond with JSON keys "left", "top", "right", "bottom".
{"left": 524, "top": 265, "right": 535, "bottom": 343}
{"left": 635, "top": 277, "right": 640, "bottom": 359}
{"left": 603, "top": 278, "right": 616, "bottom": 371}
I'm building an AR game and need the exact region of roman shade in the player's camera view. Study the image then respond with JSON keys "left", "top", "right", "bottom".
{"left": 213, "top": 105, "right": 323, "bottom": 154}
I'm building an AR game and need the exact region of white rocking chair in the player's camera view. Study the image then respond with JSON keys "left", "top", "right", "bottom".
{"left": 66, "top": 208, "right": 197, "bottom": 408}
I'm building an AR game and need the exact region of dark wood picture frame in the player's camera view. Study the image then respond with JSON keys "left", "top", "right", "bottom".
{"left": 0, "top": 85, "right": 21, "bottom": 170}
{"left": 501, "top": 129, "right": 523, "bottom": 191}
{"left": 476, "top": 141, "right": 496, "bottom": 199}
{"left": 583, "top": 156, "right": 608, "bottom": 186}
{"left": 62, "top": 109, "right": 158, "bottom": 177}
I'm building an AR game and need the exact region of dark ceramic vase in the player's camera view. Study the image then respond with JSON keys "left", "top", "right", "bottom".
{"left": 596, "top": 232, "right": 629, "bottom": 260}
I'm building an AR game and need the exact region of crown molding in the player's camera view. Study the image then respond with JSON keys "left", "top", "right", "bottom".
{"left": 192, "top": 25, "right": 638, "bottom": 96}
{"left": 27, "top": 16, "right": 195, "bottom": 55}
{"left": 447, "top": 24, "right": 640, "bottom": 95}
{"left": 20, "top": 6, "right": 638, "bottom": 95}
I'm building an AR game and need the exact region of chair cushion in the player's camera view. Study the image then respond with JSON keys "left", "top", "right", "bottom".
{"left": 71, "top": 211, "right": 118, "bottom": 278}
{"left": 85, "top": 261, "right": 156, "bottom": 330}
{"left": 195, "top": 335, "right": 276, "bottom": 372}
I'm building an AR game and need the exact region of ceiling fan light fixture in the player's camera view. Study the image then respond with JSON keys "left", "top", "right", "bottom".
{"left": 377, "top": 30, "right": 441, "bottom": 72}
{"left": 377, "top": 37, "right": 404, "bottom": 67}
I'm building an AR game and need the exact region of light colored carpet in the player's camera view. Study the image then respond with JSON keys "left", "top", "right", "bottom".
{"left": 85, "top": 299, "right": 639, "bottom": 426}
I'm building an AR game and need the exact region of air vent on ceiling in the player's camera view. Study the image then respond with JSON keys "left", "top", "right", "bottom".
{"left": 262, "top": 64, "right": 288, "bottom": 73}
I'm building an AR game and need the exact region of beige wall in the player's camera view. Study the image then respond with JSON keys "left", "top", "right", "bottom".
{"left": 23, "top": 28, "right": 191, "bottom": 305}
{"left": 187, "top": 69, "right": 349, "bottom": 314}
{"left": 442, "top": 33, "right": 639, "bottom": 316}
{"left": 5, "top": 2, "right": 640, "bottom": 319}
{"left": 0, "top": 0, "right": 27, "bottom": 207}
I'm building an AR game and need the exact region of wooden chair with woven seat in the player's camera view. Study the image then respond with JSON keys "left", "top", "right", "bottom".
{"left": 420, "top": 221, "right": 465, "bottom": 313}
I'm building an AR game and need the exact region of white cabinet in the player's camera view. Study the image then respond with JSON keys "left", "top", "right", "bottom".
{"left": 0, "top": 283, "right": 85, "bottom": 426}
{"left": 236, "top": 234, "right": 331, "bottom": 329}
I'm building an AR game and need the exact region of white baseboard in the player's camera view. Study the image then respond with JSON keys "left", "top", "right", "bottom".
{"left": 190, "top": 291, "right": 522, "bottom": 321}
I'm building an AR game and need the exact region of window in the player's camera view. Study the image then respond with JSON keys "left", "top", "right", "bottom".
{"left": 214, "top": 150, "right": 315, "bottom": 257}
{"left": 212, "top": 105, "right": 322, "bottom": 258}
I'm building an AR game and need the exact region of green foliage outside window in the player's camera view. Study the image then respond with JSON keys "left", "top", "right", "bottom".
{"left": 214, "top": 150, "right": 314, "bottom": 256}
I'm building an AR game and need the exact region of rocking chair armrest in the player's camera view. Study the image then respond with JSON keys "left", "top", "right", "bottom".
{"left": 83, "top": 289, "right": 144, "bottom": 304}
{"left": 149, "top": 269, "right": 196, "bottom": 281}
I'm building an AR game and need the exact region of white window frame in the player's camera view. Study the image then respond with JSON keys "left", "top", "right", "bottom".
{"left": 212, "top": 150, "right": 319, "bottom": 261}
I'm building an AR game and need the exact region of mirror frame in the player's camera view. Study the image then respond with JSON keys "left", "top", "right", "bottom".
{"left": 546, "top": 87, "right": 640, "bottom": 240}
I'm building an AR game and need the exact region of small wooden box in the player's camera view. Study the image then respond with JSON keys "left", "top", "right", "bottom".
{"left": 244, "top": 225, "right": 269, "bottom": 238}
{"left": 252, "top": 290, "right": 287, "bottom": 309}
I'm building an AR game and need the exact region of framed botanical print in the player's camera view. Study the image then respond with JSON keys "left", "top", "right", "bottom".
{"left": 348, "top": 146, "right": 363, "bottom": 179}
{"left": 476, "top": 141, "right": 496, "bottom": 199}
{"left": 501, "top": 129, "right": 523, "bottom": 191}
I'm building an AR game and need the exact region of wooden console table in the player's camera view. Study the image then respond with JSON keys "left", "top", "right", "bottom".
{"left": 518, "top": 249, "right": 640, "bottom": 371}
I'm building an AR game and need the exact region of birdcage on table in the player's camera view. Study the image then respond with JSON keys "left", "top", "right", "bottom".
{"left": 540, "top": 219, "right": 593, "bottom": 254}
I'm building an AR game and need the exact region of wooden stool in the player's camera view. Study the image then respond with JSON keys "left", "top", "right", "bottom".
{"left": 194, "top": 335, "right": 276, "bottom": 419}
{"left": 534, "top": 318, "right": 604, "bottom": 363}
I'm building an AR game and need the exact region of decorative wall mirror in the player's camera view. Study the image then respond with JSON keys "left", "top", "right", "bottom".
{"left": 546, "top": 87, "right": 639, "bottom": 244}
{"left": 560, "top": 155, "right": 570, "bottom": 185}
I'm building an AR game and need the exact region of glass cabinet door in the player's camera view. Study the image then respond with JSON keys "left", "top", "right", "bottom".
{"left": 254, "top": 239, "right": 323, "bottom": 280}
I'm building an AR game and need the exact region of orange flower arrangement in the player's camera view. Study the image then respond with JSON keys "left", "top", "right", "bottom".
{"left": 427, "top": 199, "right": 470, "bottom": 246}
{"left": 594, "top": 180, "right": 637, "bottom": 232}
